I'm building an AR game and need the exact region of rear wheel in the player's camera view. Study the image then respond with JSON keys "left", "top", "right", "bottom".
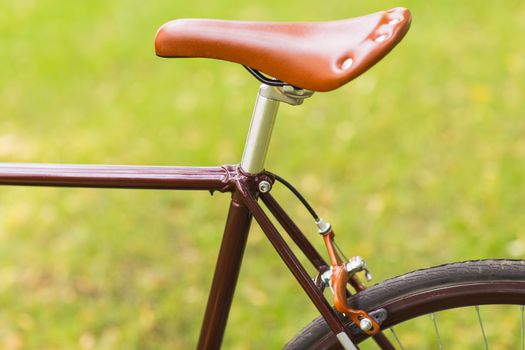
{"left": 285, "top": 259, "right": 525, "bottom": 349}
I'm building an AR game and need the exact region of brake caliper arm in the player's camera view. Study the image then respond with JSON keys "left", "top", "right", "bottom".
{"left": 321, "top": 226, "right": 380, "bottom": 335}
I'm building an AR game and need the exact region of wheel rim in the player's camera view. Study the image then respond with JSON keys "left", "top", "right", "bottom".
{"left": 382, "top": 281, "right": 525, "bottom": 329}
{"left": 316, "top": 280, "right": 525, "bottom": 348}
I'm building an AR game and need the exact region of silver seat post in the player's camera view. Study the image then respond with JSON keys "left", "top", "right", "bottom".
{"left": 240, "top": 84, "right": 313, "bottom": 174}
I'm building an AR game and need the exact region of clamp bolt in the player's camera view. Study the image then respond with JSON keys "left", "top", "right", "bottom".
{"left": 359, "top": 318, "right": 373, "bottom": 332}
{"left": 258, "top": 180, "right": 272, "bottom": 193}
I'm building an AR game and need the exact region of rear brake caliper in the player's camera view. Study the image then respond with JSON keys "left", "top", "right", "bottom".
{"left": 317, "top": 219, "right": 381, "bottom": 335}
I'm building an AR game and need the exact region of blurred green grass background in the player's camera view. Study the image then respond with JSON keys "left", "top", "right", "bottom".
{"left": 1, "top": 0, "right": 525, "bottom": 348}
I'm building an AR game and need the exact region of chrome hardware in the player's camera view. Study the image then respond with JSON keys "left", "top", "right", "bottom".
{"left": 320, "top": 268, "right": 333, "bottom": 287}
{"left": 336, "top": 332, "right": 359, "bottom": 350}
{"left": 240, "top": 84, "right": 314, "bottom": 174}
{"left": 359, "top": 317, "right": 373, "bottom": 331}
{"left": 318, "top": 256, "right": 373, "bottom": 292}
{"left": 316, "top": 218, "right": 332, "bottom": 235}
{"left": 346, "top": 256, "right": 373, "bottom": 282}
{"left": 347, "top": 309, "right": 388, "bottom": 334}
{"left": 375, "top": 34, "right": 389, "bottom": 42}
{"left": 258, "top": 180, "right": 271, "bottom": 193}
{"left": 341, "top": 58, "right": 354, "bottom": 70}
{"left": 263, "top": 85, "right": 314, "bottom": 106}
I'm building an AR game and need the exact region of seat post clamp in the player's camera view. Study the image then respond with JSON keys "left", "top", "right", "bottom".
{"left": 259, "top": 84, "right": 314, "bottom": 106}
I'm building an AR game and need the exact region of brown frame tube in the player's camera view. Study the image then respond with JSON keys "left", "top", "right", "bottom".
{"left": 260, "top": 192, "right": 328, "bottom": 270}
{"left": 0, "top": 162, "right": 360, "bottom": 348}
{"left": 0, "top": 163, "right": 236, "bottom": 191}
{"left": 197, "top": 190, "right": 253, "bottom": 349}
{"left": 235, "top": 177, "right": 354, "bottom": 342}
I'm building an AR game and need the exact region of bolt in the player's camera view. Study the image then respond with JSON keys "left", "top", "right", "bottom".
{"left": 282, "top": 85, "right": 292, "bottom": 92}
{"left": 359, "top": 318, "right": 373, "bottom": 332}
{"left": 320, "top": 268, "right": 332, "bottom": 286}
{"left": 364, "top": 270, "right": 373, "bottom": 282}
{"left": 258, "top": 180, "right": 271, "bottom": 193}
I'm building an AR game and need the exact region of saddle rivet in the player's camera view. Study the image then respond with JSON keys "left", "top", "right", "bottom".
{"left": 341, "top": 58, "right": 353, "bottom": 70}
{"left": 375, "top": 34, "right": 389, "bottom": 43}
{"left": 388, "top": 17, "right": 403, "bottom": 25}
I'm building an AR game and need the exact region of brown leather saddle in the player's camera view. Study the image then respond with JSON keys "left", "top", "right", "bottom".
{"left": 155, "top": 7, "right": 411, "bottom": 92}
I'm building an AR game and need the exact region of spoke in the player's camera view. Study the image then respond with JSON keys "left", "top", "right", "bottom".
{"left": 520, "top": 305, "right": 525, "bottom": 350}
{"left": 390, "top": 327, "right": 405, "bottom": 350}
{"left": 431, "top": 313, "right": 443, "bottom": 350}
{"left": 475, "top": 306, "right": 489, "bottom": 350}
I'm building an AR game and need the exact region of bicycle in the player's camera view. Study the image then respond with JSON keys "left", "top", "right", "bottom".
{"left": 2, "top": 6, "right": 525, "bottom": 350}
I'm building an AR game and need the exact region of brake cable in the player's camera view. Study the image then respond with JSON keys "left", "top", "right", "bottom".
{"left": 269, "top": 172, "right": 381, "bottom": 335}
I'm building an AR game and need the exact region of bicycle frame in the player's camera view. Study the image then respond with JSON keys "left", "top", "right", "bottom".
{"left": 0, "top": 84, "right": 392, "bottom": 350}
{"left": 0, "top": 162, "right": 349, "bottom": 347}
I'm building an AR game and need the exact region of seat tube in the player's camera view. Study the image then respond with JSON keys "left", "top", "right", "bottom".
{"left": 198, "top": 85, "right": 279, "bottom": 348}
{"left": 240, "top": 84, "right": 281, "bottom": 174}
{"left": 197, "top": 84, "right": 312, "bottom": 349}
{"left": 197, "top": 190, "right": 253, "bottom": 350}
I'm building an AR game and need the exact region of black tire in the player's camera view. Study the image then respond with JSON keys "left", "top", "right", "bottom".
{"left": 284, "top": 259, "right": 525, "bottom": 349}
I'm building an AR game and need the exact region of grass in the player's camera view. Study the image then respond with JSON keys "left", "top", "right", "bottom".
{"left": 1, "top": 0, "right": 525, "bottom": 348}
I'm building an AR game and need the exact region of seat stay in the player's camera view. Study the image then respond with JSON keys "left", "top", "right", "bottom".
{"left": 237, "top": 179, "right": 359, "bottom": 350}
